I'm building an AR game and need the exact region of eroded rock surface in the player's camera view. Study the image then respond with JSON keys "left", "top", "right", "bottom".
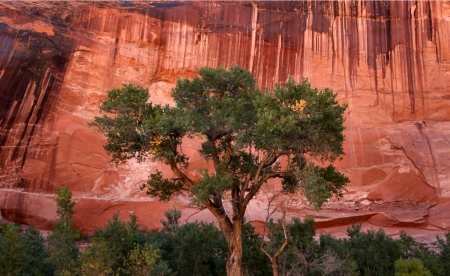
{"left": 1, "top": 1, "right": 450, "bottom": 238}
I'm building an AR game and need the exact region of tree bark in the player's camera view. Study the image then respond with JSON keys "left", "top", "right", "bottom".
{"left": 226, "top": 219, "right": 243, "bottom": 276}
{"left": 272, "top": 259, "right": 279, "bottom": 276}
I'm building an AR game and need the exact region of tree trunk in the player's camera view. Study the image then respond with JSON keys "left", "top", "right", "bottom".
{"left": 226, "top": 219, "right": 243, "bottom": 276}
{"left": 272, "top": 257, "right": 279, "bottom": 276}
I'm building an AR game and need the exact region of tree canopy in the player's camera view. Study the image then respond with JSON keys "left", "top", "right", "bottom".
{"left": 90, "top": 65, "right": 349, "bottom": 275}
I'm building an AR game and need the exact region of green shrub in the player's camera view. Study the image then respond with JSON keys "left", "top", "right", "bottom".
{"left": 0, "top": 224, "right": 50, "bottom": 276}
{"left": 395, "top": 258, "right": 432, "bottom": 276}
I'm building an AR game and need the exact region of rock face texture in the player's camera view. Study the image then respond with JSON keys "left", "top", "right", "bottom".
{"left": 1, "top": 1, "right": 450, "bottom": 238}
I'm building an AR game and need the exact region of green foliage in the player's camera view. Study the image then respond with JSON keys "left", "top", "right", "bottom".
{"left": 395, "top": 258, "right": 432, "bottom": 276}
{"left": 89, "top": 84, "right": 187, "bottom": 166}
{"left": 54, "top": 186, "right": 75, "bottom": 220}
{"left": 348, "top": 225, "right": 402, "bottom": 276}
{"left": 47, "top": 186, "right": 80, "bottom": 275}
{"left": 80, "top": 213, "right": 172, "bottom": 276}
{"left": 152, "top": 210, "right": 227, "bottom": 276}
{"left": 20, "top": 226, "right": 52, "bottom": 276}
{"left": 159, "top": 208, "right": 182, "bottom": 234}
{"left": 123, "top": 243, "right": 160, "bottom": 276}
{"left": 435, "top": 232, "right": 450, "bottom": 275}
{"left": 292, "top": 164, "right": 349, "bottom": 209}
{"left": 0, "top": 223, "right": 25, "bottom": 275}
{"left": 170, "top": 222, "right": 226, "bottom": 275}
{"left": 318, "top": 234, "right": 360, "bottom": 276}
{"left": 88, "top": 213, "right": 146, "bottom": 275}
{"left": 319, "top": 224, "right": 404, "bottom": 276}
{"left": 397, "top": 231, "right": 441, "bottom": 275}
{"left": 191, "top": 170, "right": 232, "bottom": 206}
{"left": 151, "top": 210, "right": 270, "bottom": 275}
{"left": 253, "top": 78, "right": 347, "bottom": 157}
{"left": 241, "top": 221, "right": 272, "bottom": 276}
{"left": 80, "top": 240, "right": 114, "bottom": 276}
{"left": 0, "top": 224, "right": 50, "bottom": 276}
{"left": 143, "top": 170, "right": 183, "bottom": 202}
{"left": 263, "top": 217, "right": 322, "bottom": 275}
{"left": 258, "top": 216, "right": 360, "bottom": 276}
{"left": 150, "top": 261, "right": 174, "bottom": 276}
{"left": 286, "top": 217, "right": 317, "bottom": 255}
{"left": 74, "top": 209, "right": 450, "bottom": 276}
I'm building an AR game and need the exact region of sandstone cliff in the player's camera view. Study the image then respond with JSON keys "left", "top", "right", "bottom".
{"left": 1, "top": 1, "right": 450, "bottom": 239}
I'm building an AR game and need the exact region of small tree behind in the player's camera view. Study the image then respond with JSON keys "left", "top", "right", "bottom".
{"left": 47, "top": 186, "right": 80, "bottom": 275}
{"left": 88, "top": 213, "right": 146, "bottom": 274}
{"left": 91, "top": 65, "right": 349, "bottom": 275}
{"left": 0, "top": 223, "right": 51, "bottom": 275}
{"left": 0, "top": 223, "right": 25, "bottom": 275}
{"left": 21, "top": 226, "right": 52, "bottom": 275}
{"left": 80, "top": 240, "right": 115, "bottom": 276}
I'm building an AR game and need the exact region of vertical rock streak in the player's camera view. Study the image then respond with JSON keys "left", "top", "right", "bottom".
{"left": 0, "top": 15, "right": 73, "bottom": 188}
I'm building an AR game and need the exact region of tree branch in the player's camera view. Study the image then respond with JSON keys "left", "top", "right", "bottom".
{"left": 169, "top": 162, "right": 194, "bottom": 189}
{"left": 263, "top": 153, "right": 280, "bottom": 169}
{"left": 274, "top": 217, "right": 290, "bottom": 260}
{"left": 252, "top": 150, "right": 276, "bottom": 183}
{"left": 260, "top": 245, "right": 274, "bottom": 263}
{"left": 260, "top": 207, "right": 290, "bottom": 276}
{"left": 169, "top": 158, "right": 234, "bottom": 237}
{"left": 243, "top": 155, "right": 287, "bottom": 210}
{"left": 208, "top": 139, "right": 220, "bottom": 171}
{"left": 231, "top": 183, "right": 242, "bottom": 220}
{"left": 240, "top": 176, "right": 250, "bottom": 202}
{"left": 224, "top": 141, "right": 232, "bottom": 166}
{"left": 203, "top": 198, "right": 233, "bottom": 238}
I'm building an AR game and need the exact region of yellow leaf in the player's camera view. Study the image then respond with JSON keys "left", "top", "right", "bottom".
{"left": 290, "top": 100, "right": 308, "bottom": 117}
{"left": 150, "top": 136, "right": 162, "bottom": 154}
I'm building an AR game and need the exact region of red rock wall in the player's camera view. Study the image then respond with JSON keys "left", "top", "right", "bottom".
{"left": 1, "top": 1, "right": 450, "bottom": 238}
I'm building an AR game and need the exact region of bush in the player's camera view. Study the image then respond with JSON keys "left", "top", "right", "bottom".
{"left": 0, "top": 224, "right": 50, "bottom": 275}
{"left": 86, "top": 213, "right": 147, "bottom": 275}
{"left": 398, "top": 231, "right": 441, "bottom": 275}
{"left": 150, "top": 209, "right": 227, "bottom": 275}
{"left": 395, "top": 258, "right": 432, "bottom": 276}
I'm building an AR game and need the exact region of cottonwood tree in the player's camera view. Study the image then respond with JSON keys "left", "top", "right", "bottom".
{"left": 90, "top": 65, "right": 349, "bottom": 276}
{"left": 47, "top": 186, "right": 80, "bottom": 275}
